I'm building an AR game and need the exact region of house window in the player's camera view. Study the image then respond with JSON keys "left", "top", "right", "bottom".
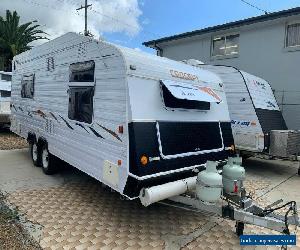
{"left": 69, "top": 60, "right": 95, "bottom": 82}
{"left": 286, "top": 23, "right": 300, "bottom": 47}
{"left": 68, "top": 86, "right": 94, "bottom": 124}
{"left": 212, "top": 34, "right": 239, "bottom": 57}
{"left": 21, "top": 74, "right": 35, "bottom": 98}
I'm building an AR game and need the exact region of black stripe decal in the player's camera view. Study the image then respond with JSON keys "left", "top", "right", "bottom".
{"left": 97, "top": 123, "right": 122, "bottom": 142}
{"left": 49, "top": 112, "right": 59, "bottom": 122}
{"left": 27, "top": 111, "right": 33, "bottom": 117}
{"left": 59, "top": 115, "right": 74, "bottom": 130}
{"left": 12, "top": 105, "right": 17, "bottom": 112}
{"left": 18, "top": 106, "right": 24, "bottom": 112}
{"left": 75, "top": 123, "right": 90, "bottom": 134}
{"left": 89, "top": 127, "right": 104, "bottom": 139}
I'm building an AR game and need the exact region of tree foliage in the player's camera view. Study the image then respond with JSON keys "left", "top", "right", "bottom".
{"left": 0, "top": 10, "right": 48, "bottom": 70}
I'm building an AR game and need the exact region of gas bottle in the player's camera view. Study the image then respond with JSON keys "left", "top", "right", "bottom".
{"left": 196, "top": 161, "right": 223, "bottom": 203}
{"left": 222, "top": 157, "right": 245, "bottom": 195}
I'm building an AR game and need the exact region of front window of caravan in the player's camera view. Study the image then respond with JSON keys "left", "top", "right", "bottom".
{"left": 212, "top": 34, "right": 239, "bottom": 57}
{"left": 160, "top": 80, "right": 222, "bottom": 111}
{"left": 69, "top": 60, "right": 95, "bottom": 82}
{"left": 161, "top": 84, "right": 210, "bottom": 110}
{"left": 21, "top": 74, "right": 35, "bottom": 99}
{"left": 68, "top": 86, "right": 94, "bottom": 124}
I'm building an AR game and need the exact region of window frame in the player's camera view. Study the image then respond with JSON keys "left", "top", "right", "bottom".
{"left": 211, "top": 33, "right": 240, "bottom": 59}
{"left": 68, "top": 86, "right": 95, "bottom": 124}
{"left": 285, "top": 21, "right": 300, "bottom": 49}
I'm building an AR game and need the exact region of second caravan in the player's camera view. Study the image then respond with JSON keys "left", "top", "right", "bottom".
{"left": 0, "top": 71, "right": 11, "bottom": 126}
{"left": 198, "top": 64, "right": 300, "bottom": 159}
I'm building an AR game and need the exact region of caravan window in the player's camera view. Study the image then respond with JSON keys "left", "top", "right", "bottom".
{"left": 1, "top": 91, "right": 11, "bottom": 98}
{"left": 68, "top": 86, "right": 94, "bottom": 124}
{"left": 1, "top": 74, "right": 11, "bottom": 81}
{"left": 69, "top": 60, "right": 95, "bottom": 82}
{"left": 21, "top": 74, "right": 35, "bottom": 99}
{"left": 160, "top": 80, "right": 216, "bottom": 111}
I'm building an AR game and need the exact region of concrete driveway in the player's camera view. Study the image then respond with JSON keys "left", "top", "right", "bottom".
{"left": 0, "top": 148, "right": 300, "bottom": 250}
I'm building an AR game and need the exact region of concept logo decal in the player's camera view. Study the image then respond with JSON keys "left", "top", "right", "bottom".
{"left": 170, "top": 69, "right": 198, "bottom": 81}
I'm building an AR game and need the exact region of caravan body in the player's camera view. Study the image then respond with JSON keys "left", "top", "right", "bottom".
{"left": 11, "top": 33, "right": 234, "bottom": 199}
{"left": 199, "top": 65, "right": 287, "bottom": 153}
{"left": 0, "top": 71, "right": 11, "bottom": 125}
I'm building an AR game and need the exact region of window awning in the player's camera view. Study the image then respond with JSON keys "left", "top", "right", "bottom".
{"left": 161, "top": 80, "right": 221, "bottom": 103}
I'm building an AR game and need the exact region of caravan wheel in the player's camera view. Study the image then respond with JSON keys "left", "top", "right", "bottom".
{"left": 41, "top": 145, "right": 57, "bottom": 175}
{"left": 30, "top": 142, "right": 40, "bottom": 167}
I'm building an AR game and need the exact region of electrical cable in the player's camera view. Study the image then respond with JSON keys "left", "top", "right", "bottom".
{"left": 256, "top": 200, "right": 297, "bottom": 235}
{"left": 239, "top": 0, "right": 269, "bottom": 14}
{"left": 18, "top": 0, "right": 159, "bottom": 41}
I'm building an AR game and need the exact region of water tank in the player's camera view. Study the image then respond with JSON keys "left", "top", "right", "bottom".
{"left": 196, "top": 161, "right": 223, "bottom": 203}
{"left": 222, "top": 157, "right": 245, "bottom": 195}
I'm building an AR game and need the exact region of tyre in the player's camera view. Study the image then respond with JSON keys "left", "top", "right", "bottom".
{"left": 30, "top": 142, "right": 40, "bottom": 167}
{"left": 41, "top": 144, "right": 57, "bottom": 175}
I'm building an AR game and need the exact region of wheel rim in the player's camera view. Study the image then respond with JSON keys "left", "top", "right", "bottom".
{"left": 42, "top": 149, "right": 49, "bottom": 169}
{"left": 32, "top": 144, "right": 38, "bottom": 162}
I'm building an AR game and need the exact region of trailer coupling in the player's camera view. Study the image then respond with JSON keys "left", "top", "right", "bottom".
{"left": 160, "top": 195, "right": 299, "bottom": 236}
{"left": 139, "top": 159, "right": 299, "bottom": 236}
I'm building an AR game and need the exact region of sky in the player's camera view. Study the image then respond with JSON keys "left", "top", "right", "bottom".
{"left": 1, "top": 0, "right": 300, "bottom": 53}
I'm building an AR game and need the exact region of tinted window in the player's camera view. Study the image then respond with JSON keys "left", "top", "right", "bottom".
{"left": 69, "top": 60, "right": 95, "bottom": 82}
{"left": 68, "top": 87, "right": 94, "bottom": 124}
{"left": 161, "top": 84, "right": 210, "bottom": 110}
{"left": 1, "top": 74, "right": 11, "bottom": 81}
{"left": 21, "top": 74, "right": 34, "bottom": 98}
{"left": 1, "top": 91, "right": 11, "bottom": 97}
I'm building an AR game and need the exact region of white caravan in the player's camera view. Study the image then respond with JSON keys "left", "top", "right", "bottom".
{"left": 0, "top": 71, "right": 11, "bottom": 126}
{"left": 198, "top": 65, "right": 291, "bottom": 155}
{"left": 11, "top": 33, "right": 235, "bottom": 200}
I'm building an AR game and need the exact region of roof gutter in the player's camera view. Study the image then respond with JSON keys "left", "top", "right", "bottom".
{"left": 143, "top": 6, "right": 300, "bottom": 47}
{"left": 153, "top": 42, "right": 163, "bottom": 57}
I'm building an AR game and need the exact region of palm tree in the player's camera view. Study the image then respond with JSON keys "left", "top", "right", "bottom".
{"left": 0, "top": 10, "right": 48, "bottom": 71}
